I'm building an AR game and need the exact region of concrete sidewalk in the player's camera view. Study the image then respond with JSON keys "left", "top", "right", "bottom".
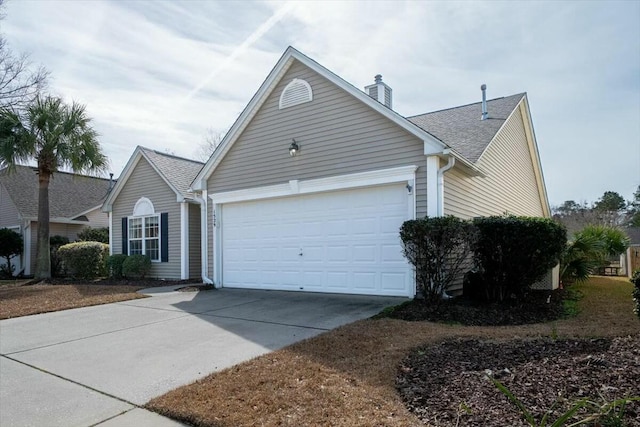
{"left": 0, "top": 287, "right": 404, "bottom": 426}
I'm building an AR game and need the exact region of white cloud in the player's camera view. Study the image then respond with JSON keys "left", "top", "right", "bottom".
{"left": 2, "top": 0, "right": 638, "bottom": 204}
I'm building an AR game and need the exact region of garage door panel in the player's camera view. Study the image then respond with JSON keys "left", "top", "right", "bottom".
{"left": 221, "top": 183, "right": 413, "bottom": 296}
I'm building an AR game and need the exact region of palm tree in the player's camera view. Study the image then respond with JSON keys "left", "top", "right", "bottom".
{"left": 0, "top": 96, "right": 107, "bottom": 279}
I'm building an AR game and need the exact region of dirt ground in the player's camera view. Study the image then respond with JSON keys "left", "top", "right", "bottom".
{"left": 146, "top": 276, "right": 639, "bottom": 427}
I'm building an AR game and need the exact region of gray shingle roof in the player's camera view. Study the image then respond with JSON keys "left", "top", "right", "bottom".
{"left": 140, "top": 148, "right": 204, "bottom": 198}
{"left": 406, "top": 93, "right": 525, "bottom": 163}
{"left": 0, "top": 165, "right": 113, "bottom": 219}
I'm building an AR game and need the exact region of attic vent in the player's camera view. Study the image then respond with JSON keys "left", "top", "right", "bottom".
{"left": 279, "top": 78, "right": 313, "bottom": 110}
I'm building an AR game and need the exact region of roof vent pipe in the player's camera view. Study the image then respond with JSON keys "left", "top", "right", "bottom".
{"left": 481, "top": 84, "right": 488, "bottom": 120}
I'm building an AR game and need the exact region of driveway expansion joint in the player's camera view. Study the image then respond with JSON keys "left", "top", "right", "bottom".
{"left": 1, "top": 354, "right": 139, "bottom": 408}
{"left": 198, "top": 312, "right": 330, "bottom": 331}
{"left": 2, "top": 314, "right": 193, "bottom": 355}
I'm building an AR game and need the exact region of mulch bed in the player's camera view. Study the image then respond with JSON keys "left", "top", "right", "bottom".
{"left": 380, "top": 290, "right": 567, "bottom": 326}
{"left": 397, "top": 335, "right": 640, "bottom": 426}
{"left": 44, "top": 277, "right": 200, "bottom": 288}
{"left": 177, "top": 285, "right": 215, "bottom": 292}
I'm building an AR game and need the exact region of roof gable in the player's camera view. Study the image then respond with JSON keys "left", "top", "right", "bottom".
{"left": 102, "top": 146, "right": 204, "bottom": 211}
{"left": 0, "top": 165, "right": 112, "bottom": 219}
{"left": 190, "top": 47, "right": 447, "bottom": 190}
{"left": 407, "top": 93, "right": 525, "bottom": 163}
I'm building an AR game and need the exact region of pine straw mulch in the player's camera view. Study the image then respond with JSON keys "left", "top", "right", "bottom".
{"left": 0, "top": 278, "right": 200, "bottom": 320}
{"left": 146, "top": 277, "right": 639, "bottom": 427}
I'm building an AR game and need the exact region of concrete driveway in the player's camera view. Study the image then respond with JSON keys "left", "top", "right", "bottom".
{"left": 0, "top": 287, "right": 404, "bottom": 426}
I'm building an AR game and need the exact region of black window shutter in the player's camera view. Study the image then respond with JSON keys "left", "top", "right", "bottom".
{"left": 161, "top": 212, "right": 168, "bottom": 262}
{"left": 121, "top": 217, "right": 128, "bottom": 255}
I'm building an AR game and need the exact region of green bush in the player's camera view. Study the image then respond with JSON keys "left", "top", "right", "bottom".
{"left": 122, "top": 254, "right": 151, "bottom": 279}
{"left": 400, "top": 216, "right": 476, "bottom": 303}
{"left": 631, "top": 269, "right": 640, "bottom": 320}
{"left": 77, "top": 227, "right": 109, "bottom": 244}
{"left": 57, "top": 241, "right": 109, "bottom": 279}
{"left": 468, "top": 215, "right": 567, "bottom": 303}
{"left": 50, "top": 235, "right": 70, "bottom": 278}
{"left": 0, "top": 228, "right": 23, "bottom": 278}
{"left": 106, "top": 254, "right": 128, "bottom": 279}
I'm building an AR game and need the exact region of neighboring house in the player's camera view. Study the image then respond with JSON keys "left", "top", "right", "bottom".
{"left": 623, "top": 227, "right": 640, "bottom": 276}
{"left": 0, "top": 165, "right": 112, "bottom": 276}
{"left": 108, "top": 47, "right": 551, "bottom": 297}
{"left": 102, "top": 147, "right": 204, "bottom": 280}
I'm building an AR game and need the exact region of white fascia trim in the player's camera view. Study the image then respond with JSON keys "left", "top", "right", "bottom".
{"left": 520, "top": 96, "right": 551, "bottom": 217}
{"left": 22, "top": 217, "right": 96, "bottom": 225}
{"left": 191, "top": 47, "right": 445, "bottom": 190}
{"left": 209, "top": 165, "right": 418, "bottom": 204}
{"left": 103, "top": 147, "right": 143, "bottom": 212}
{"left": 180, "top": 202, "right": 189, "bottom": 280}
{"left": 102, "top": 146, "right": 184, "bottom": 211}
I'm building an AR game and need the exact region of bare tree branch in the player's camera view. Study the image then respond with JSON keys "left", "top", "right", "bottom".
{"left": 0, "top": 2, "right": 49, "bottom": 109}
{"left": 194, "top": 127, "right": 226, "bottom": 162}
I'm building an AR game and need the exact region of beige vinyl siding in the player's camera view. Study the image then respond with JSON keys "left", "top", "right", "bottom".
{"left": 111, "top": 158, "right": 182, "bottom": 279}
{"left": 208, "top": 59, "right": 428, "bottom": 216}
{"left": 83, "top": 207, "right": 109, "bottom": 228}
{"left": 0, "top": 184, "right": 20, "bottom": 227}
{"left": 188, "top": 202, "right": 201, "bottom": 279}
{"left": 443, "top": 104, "right": 544, "bottom": 219}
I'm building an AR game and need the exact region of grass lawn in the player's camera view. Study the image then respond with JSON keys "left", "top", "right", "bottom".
{"left": 146, "top": 276, "right": 639, "bottom": 427}
{"left": 0, "top": 282, "right": 149, "bottom": 320}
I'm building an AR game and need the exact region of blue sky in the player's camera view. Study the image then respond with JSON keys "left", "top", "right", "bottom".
{"left": 2, "top": 0, "right": 639, "bottom": 206}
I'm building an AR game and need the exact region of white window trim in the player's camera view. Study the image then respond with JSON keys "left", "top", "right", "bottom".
{"left": 279, "top": 78, "right": 313, "bottom": 109}
{"left": 209, "top": 165, "right": 418, "bottom": 204}
{"left": 127, "top": 214, "right": 161, "bottom": 262}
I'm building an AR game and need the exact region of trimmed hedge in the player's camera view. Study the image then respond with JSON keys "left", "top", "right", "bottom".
{"left": 467, "top": 215, "right": 567, "bottom": 303}
{"left": 57, "top": 241, "right": 109, "bottom": 279}
{"left": 106, "top": 254, "right": 128, "bottom": 279}
{"left": 400, "top": 216, "right": 476, "bottom": 303}
{"left": 122, "top": 254, "right": 151, "bottom": 279}
{"left": 77, "top": 227, "right": 109, "bottom": 244}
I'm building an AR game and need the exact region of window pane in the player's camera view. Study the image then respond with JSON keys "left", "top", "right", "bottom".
{"left": 129, "top": 240, "right": 142, "bottom": 255}
{"left": 145, "top": 216, "right": 159, "bottom": 238}
{"left": 129, "top": 218, "right": 142, "bottom": 239}
{"left": 146, "top": 238, "right": 159, "bottom": 261}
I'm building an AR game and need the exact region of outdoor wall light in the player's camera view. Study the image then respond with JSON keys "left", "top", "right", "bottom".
{"left": 289, "top": 139, "right": 299, "bottom": 157}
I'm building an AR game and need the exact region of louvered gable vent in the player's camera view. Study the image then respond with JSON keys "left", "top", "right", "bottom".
{"left": 279, "top": 78, "right": 313, "bottom": 110}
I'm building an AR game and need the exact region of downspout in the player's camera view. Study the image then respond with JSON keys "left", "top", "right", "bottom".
{"left": 193, "top": 189, "right": 213, "bottom": 285}
{"left": 437, "top": 154, "right": 456, "bottom": 299}
{"left": 437, "top": 154, "right": 455, "bottom": 217}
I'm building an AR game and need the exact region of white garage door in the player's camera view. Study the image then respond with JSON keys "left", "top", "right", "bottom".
{"left": 221, "top": 183, "right": 413, "bottom": 297}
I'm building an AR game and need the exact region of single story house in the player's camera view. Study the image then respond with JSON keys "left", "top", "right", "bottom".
{"left": 102, "top": 147, "right": 204, "bottom": 280}
{"left": 0, "top": 165, "right": 112, "bottom": 276}
{"left": 106, "top": 47, "right": 552, "bottom": 297}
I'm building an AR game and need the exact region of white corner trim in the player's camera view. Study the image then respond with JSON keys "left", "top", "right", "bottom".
{"left": 426, "top": 156, "right": 439, "bottom": 217}
{"left": 108, "top": 213, "right": 113, "bottom": 255}
{"left": 23, "top": 222, "right": 31, "bottom": 276}
{"left": 213, "top": 203, "right": 223, "bottom": 286}
{"left": 180, "top": 202, "right": 189, "bottom": 280}
{"left": 209, "top": 165, "right": 418, "bottom": 204}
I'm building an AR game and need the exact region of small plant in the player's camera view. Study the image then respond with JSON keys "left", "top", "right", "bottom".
{"left": 631, "top": 269, "right": 640, "bottom": 320}
{"left": 122, "top": 254, "right": 151, "bottom": 279}
{"left": 106, "top": 254, "right": 128, "bottom": 279}
{"left": 489, "top": 375, "right": 639, "bottom": 426}
{"left": 57, "top": 241, "right": 109, "bottom": 279}
{"left": 0, "top": 228, "right": 23, "bottom": 278}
